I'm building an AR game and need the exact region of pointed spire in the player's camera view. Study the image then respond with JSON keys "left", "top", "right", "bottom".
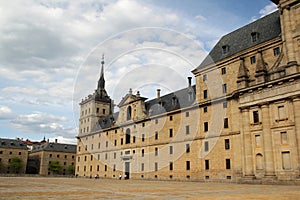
{"left": 98, "top": 54, "right": 105, "bottom": 90}
{"left": 255, "top": 50, "right": 267, "bottom": 74}
{"left": 238, "top": 57, "right": 249, "bottom": 79}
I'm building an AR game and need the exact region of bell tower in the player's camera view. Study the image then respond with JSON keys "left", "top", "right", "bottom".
{"left": 78, "top": 55, "right": 113, "bottom": 136}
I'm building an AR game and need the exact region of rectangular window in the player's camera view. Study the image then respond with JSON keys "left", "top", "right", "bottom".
{"left": 105, "top": 165, "right": 107, "bottom": 172}
{"left": 155, "top": 131, "right": 158, "bottom": 140}
{"left": 204, "top": 90, "right": 208, "bottom": 99}
{"left": 106, "top": 141, "right": 108, "bottom": 148}
{"left": 155, "top": 162, "right": 158, "bottom": 171}
{"left": 223, "top": 102, "right": 227, "bottom": 108}
{"left": 226, "top": 159, "right": 231, "bottom": 169}
{"left": 141, "top": 163, "right": 144, "bottom": 171}
{"left": 203, "top": 107, "right": 208, "bottom": 113}
{"left": 274, "top": 47, "right": 280, "bottom": 56}
{"left": 155, "top": 119, "right": 158, "bottom": 124}
{"left": 133, "top": 136, "right": 136, "bottom": 143}
{"left": 90, "top": 155, "right": 93, "bottom": 161}
{"left": 90, "top": 166, "right": 92, "bottom": 172}
{"left": 121, "top": 138, "right": 124, "bottom": 145}
{"left": 278, "top": 106, "right": 286, "bottom": 120}
{"left": 282, "top": 151, "right": 291, "bottom": 170}
{"left": 169, "top": 129, "right": 173, "bottom": 137}
{"left": 169, "top": 115, "right": 173, "bottom": 121}
{"left": 186, "top": 161, "right": 190, "bottom": 170}
{"left": 169, "top": 162, "right": 173, "bottom": 171}
{"left": 204, "top": 141, "right": 209, "bottom": 152}
{"left": 250, "top": 56, "right": 256, "bottom": 64}
{"left": 169, "top": 146, "right": 173, "bottom": 155}
{"left": 155, "top": 147, "right": 158, "bottom": 156}
{"left": 205, "top": 160, "right": 209, "bottom": 170}
{"left": 203, "top": 74, "right": 207, "bottom": 81}
{"left": 255, "top": 135, "right": 261, "bottom": 147}
{"left": 186, "top": 125, "right": 190, "bottom": 135}
{"left": 186, "top": 144, "right": 190, "bottom": 153}
{"left": 142, "top": 134, "right": 145, "bottom": 142}
{"left": 114, "top": 140, "right": 117, "bottom": 146}
{"left": 281, "top": 132, "right": 288, "bottom": 144}
{"left": 253, "top": 111, "right": 259, "bottom": 123}
{"left": 204, "top": 122, "right": 208, "bottom": 132}
{"left": 186, "top": 111, "right": 189, "bottom": 117}
{"left": 221, "top": 67, "right": 226, "bottom": 75}
{"left": 114, "top": 152, "right": 116, "bottom": 159}
{"left": 225, "top": 139, "right": 230, "bottom": 150}
{"left": 102, "top": 109, "right": 105, "bottom": 114}
{"left": 98, "top": 143, "right": 100, "bottom": 149}
{"left": 142, "top": 149, "right": 145, "bottom": 157}
{"left": 113, "top": 164, "right": 116, "bottom": 171}
{"left": 224, "top": 118, "right": 229, "bottom": 128}
{"left": 222, "top": 84, "right": 227, "bottom": 94}
{"left": 96, "top": 108, "right": 99, "bottom": 113}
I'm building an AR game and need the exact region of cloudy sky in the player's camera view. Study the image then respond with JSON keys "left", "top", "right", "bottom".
{"left": 0, "top": 0, "right": 277, "bottom": 144}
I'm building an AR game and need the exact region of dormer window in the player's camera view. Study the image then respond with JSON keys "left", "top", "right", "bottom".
{"left": 172, "top": 97, "right": 177, "bottom": 106}
{"left": 222, "top": 45, "right": 229, "bottom": 54}
{"left": 251, "top": 32, "right": 259, "bottom": 42}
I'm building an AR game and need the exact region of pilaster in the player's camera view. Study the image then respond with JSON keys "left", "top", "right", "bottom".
{"left": 261, "top": 104, "right": 275, "bottom": 176}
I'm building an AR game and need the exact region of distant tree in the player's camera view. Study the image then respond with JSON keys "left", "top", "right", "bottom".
{"left": 67, "top": 165, "right": 75, "bottom": 175}
{"left": 9, "top": 157, "right": 23, "bottom": 173}
{"left": 48, "top": 161, "right": 62, "bottom": 174}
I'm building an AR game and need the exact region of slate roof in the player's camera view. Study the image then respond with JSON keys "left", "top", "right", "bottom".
{"left": 195, "top": 11, "right": 281, "bottom": 70}
{"left": 94, "top": 85, "right": 196, "bottom": 131}
{"left": 31, "top": 142, "right": 76, "bottom": 153}
{"left": 0, "top": 138, "right": 28, "bottom": 150}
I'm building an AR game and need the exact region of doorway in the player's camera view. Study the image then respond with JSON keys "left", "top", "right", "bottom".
{"left": 125, "top": 162, "right": 130, "bottom": 179}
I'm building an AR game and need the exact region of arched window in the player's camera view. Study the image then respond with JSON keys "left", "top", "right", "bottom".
{"left": 125, "top": 128, "right": 130, "bottom": 144}
{"left": 127, "top": 106, "right": 132, "bottom": 120}
{"left": 256, "top": 153, "right": 264, "bottom": 170}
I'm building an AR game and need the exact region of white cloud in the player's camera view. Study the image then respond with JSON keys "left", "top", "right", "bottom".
{"left": 259, "top": 3, "right": 277, "bottom": 17}
{"left": 0, "top": 105, "right": 13, "bottom": 120}
{"left": 195, "top": 15, "right": 207, "bottom": 21}
{"left": 10, "top": 112, "right": 76, "bottom": 140}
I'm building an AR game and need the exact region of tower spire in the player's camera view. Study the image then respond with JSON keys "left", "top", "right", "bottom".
{"left": 98, "top": 54, "right": 105, "bottom": 90}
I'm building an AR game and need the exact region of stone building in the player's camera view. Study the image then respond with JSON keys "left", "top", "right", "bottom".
{"left": 27, "top": 140, "right": 76, "bottom": 175}
{"left": 76, "top": 0, "right": 300, "bottom": 183}
{"left": 0, "top": 138, "right": 28, "bottom": 174}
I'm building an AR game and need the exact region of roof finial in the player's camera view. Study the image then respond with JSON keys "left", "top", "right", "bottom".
{"left": 101, "top": 54, "right": 105, "bottom": 67}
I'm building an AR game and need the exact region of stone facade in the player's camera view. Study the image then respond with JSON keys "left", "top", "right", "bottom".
{"left": 76, "top": 0, "right": 300, "bottom": 183}
{"left": 0, "top": 138, "right": 28, "bottom": 174}
{"left": 27, "top": 141, "right": 76, "bottom": 175}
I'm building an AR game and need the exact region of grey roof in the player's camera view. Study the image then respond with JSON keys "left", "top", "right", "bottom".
{"left": 195, "top": 11, "right": 281, "bottom": 69}
{"left": 145, "top": 85, "right": 196, "bottom": 116}
{"left": 0, "top": 138, "right": 28, "bottom": 150}
{"left": 94, "top": 85, "right": 196, "bottom": 131}
{"left": 31, "top": 142, "right": 76, "bottom": 153}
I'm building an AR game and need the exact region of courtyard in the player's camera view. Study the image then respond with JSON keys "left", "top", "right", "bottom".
{"left": 0, "top": 177, "right": 300, "bottom": 199}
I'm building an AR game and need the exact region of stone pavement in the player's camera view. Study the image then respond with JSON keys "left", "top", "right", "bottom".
{"left": 0, "top": 177, "right": 300, "bottom": 199}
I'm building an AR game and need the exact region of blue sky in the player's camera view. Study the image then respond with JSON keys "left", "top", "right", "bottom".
{"left": 0, "top": 0, "right": 277, "bottom": 144}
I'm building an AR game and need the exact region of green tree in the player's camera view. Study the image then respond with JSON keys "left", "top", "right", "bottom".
{"left": 48, "top": 161, "right": 62, "bottom": 174}
{"left": 67, "top": 165, "right": 75, "bottom": 175}
{"left": 9, "top": 157, "right": 23, "bottom": 173}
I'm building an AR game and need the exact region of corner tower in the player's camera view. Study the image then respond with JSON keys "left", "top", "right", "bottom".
{"left": 78, "top": 55, "right": 113, "bottom": 136}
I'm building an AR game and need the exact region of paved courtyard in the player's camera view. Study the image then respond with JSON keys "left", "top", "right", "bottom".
{"left": 0, "top": 177, "right": 300, "bottom": 199}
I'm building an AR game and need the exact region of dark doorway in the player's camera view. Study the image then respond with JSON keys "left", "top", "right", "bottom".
{"left": 125, "top": 162, "right": 130, "bottom": 179}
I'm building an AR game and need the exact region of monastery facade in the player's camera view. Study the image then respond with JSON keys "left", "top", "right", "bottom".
{"left": 76, "top": 0, "right": 300, "bottom": 183}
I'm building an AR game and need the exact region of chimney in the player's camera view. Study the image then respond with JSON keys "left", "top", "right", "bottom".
{"left": 157, "top": 89, "right": 161, "bottom": 98}
{"left": 188, "top": 77, "right": 192, "bottom": 87}
{"left": 55, "top": 139, "right": 58, "bottom": 143}
{"left": 136, "top": 91, "right": 140, "bottom": 97}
